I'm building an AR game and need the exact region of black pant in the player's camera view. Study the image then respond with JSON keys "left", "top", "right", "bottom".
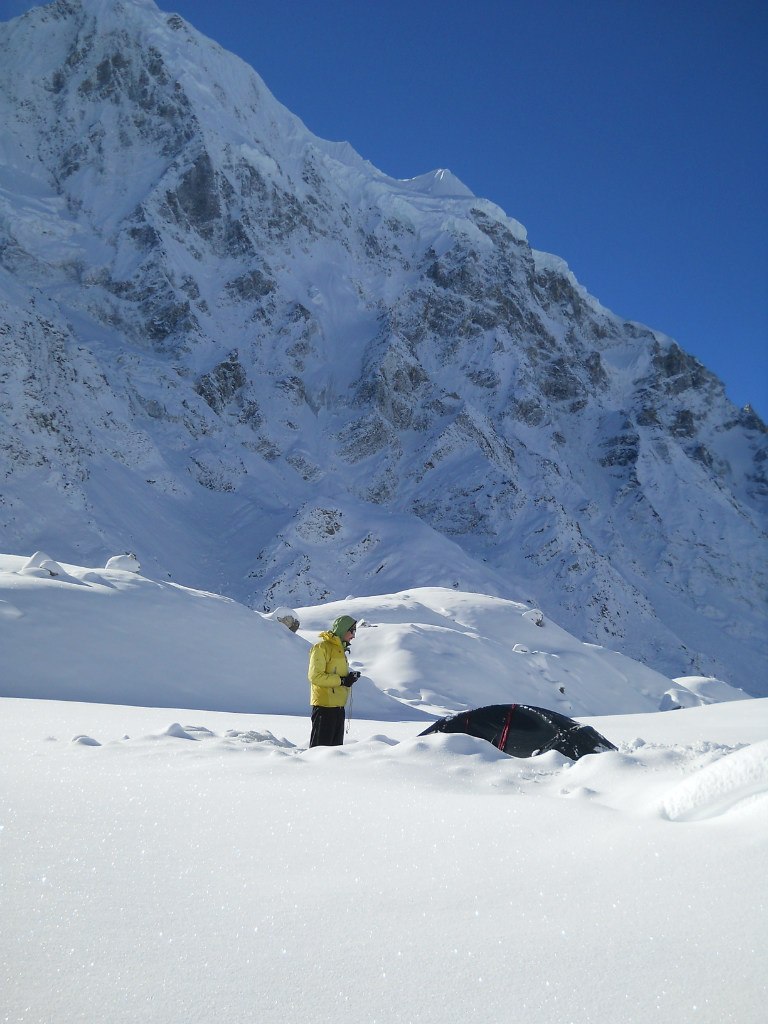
{"left": 310, "top": 706, "right": 345, "bottom": 747}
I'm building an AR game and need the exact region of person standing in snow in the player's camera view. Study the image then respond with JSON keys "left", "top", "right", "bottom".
{"left": 307, "top": 615, "right": 360, "bottom": 747}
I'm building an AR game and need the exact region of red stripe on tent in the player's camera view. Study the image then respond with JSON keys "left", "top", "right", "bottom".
{"left": 498, "top": 704, "right": 517, "bottom": 752}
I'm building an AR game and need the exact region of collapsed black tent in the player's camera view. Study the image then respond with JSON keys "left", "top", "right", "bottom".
{"left": 419, "top": 704, "right": 617, "bottom": 760}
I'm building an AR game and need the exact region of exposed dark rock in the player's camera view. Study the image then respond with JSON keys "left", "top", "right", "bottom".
{"left": 194, "top": 351, "right": 247, "bottom": 413}
{"left": 226, "top": 268, "right": 275, "bottom": 301}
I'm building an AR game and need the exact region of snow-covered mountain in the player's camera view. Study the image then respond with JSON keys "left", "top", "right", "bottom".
{"left": 0, "top": 0, "right": 765, "bottom": 694}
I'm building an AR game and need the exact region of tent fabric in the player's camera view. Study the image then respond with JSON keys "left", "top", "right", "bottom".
{"left": 419, "top": 704, "right": 617, "bottom": 760}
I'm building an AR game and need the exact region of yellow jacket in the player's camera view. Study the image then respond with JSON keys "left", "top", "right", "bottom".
{"left": 308, "top": 631, "right": 351, "bottom": 707}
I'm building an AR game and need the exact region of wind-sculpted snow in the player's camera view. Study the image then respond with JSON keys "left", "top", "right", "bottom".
{"left": 3, "top": 696, "right": 767, "bottom": 1023}
{"left": 0, "top": 0, "right": 766, "bottom": 697}
{"left": 660, "top": 740, "right": 768, "bottom": 822}
{"left": 47, "top": 711, "right": 768, "bottom": 826}
{"left": 12, "top": 695, "right": 768, "bottom": 830}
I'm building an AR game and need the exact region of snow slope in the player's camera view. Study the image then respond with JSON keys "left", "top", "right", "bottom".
{"left": 3, "top": 551, "right": 752, "bottom": 718}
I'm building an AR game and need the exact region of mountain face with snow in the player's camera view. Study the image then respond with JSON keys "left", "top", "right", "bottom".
{"left": 0, "top": 0, "right": 766, "bottom": 694}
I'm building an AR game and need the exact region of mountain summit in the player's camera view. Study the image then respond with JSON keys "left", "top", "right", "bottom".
{"left": 0, "top": 0, "right": 766, "bottom": 692}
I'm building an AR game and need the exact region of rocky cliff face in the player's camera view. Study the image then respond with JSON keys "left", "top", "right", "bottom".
{"left": 1, "top": 0, "right": 766, "bottom": 692}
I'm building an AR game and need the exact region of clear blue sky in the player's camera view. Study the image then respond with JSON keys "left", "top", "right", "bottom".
{"left": 4, "top": 0, "right": 766, "bottom": 418}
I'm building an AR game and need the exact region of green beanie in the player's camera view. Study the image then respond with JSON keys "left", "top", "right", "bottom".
{"left": 331, "top": 615, "right": 357, "bottom": 639}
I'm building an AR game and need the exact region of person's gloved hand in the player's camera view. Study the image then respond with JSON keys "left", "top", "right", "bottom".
{"left": 341, "top": 671, "right": 361, "bottom": 687}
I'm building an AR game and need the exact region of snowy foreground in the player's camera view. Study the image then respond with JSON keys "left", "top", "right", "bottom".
{"left": 2, "top": 554, "right": 767, "bottom": 1023}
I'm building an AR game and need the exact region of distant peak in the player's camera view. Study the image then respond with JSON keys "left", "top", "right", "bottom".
{"left": 400, "top": 169, "right": 475, "bottom": 198}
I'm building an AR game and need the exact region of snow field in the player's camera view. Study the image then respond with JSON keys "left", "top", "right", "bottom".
{"left": 2, "top": 699, "right": 767, "bottom": 1024}
{"left": 1, "top": 552, "right": 766, "bottom": 1022}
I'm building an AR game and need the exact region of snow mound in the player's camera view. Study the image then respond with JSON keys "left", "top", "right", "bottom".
{"left": 660, "top": 740, "right": 768, "bottom": 821}
{"left": 0, "top": 552, "right": 411, "bottom": 718}
{"left": 156, "top": 723, "right": 199, "bottom": 740}
{"left": 266, "top": 606, "right": 301, "bottom": 631}
{"left": 297, "top": 587, "right": 676, "bottom": 716}
{"left": 225, "top": 728, "right": 296, "bottom": 748}
{"left": 20, "top": 551, "right": 65, "bottom": 577}
{"left": 660, "top": 675, "right": 752, "bottom": 710}
{"left": 105, "top": 553, "right": 141, "bottom": 573}
{"left": 522, "top": 608, "right": 544, "bottom": 627}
